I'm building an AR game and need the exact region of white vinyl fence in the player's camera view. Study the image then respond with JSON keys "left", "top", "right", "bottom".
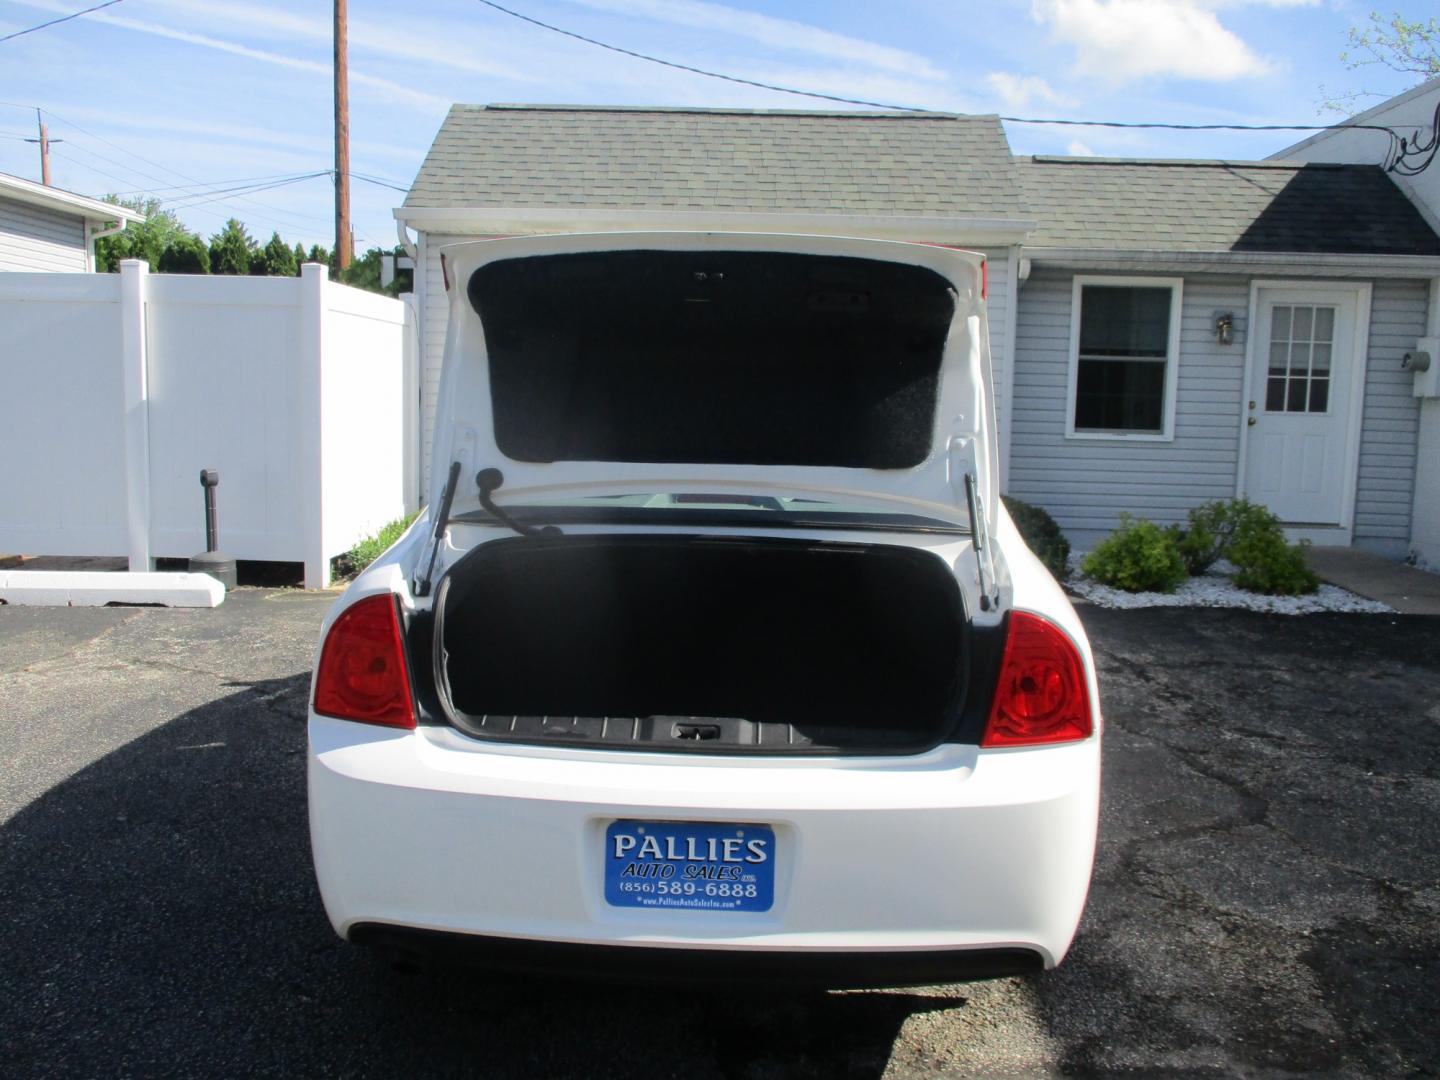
{"left": 0, "top": 261, "right": 418, "bottom": 587}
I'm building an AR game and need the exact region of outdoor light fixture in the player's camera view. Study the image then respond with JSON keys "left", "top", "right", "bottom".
{"left": 1214, "top": 312, "right": 1234, "bottom": 346}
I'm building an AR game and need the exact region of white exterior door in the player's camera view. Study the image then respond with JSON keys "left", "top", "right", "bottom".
{"left": 1242, "top": 285, "right": 1366, "bottom": 527}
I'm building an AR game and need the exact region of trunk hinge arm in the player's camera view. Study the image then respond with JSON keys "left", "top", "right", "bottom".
{"left": 964, "top": 471, "right": 997, "bottom": 612}
{"left": 414, "top": 460, "right": 461, "bottom": 598}
{"left": 950, "top": 436, "right": 998, "bottom": 613}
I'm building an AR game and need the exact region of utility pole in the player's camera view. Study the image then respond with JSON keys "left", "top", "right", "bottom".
{"left": 334, "top": 0, "right": 352, "bottom": 271}
{"left": 27, "top": 108, "right": 59, "bottom": 186}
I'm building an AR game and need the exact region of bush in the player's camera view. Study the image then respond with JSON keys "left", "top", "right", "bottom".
{"left": 1169, "top": 498, "right": 1319, "bottom": 595}
{"left": 332, "top": 511, "right": 420, "bottom": 580}
{"left": 1081, "top": 514, "right": 1188, "bottom": 593}
{"left": 1175, "top": 500, "right": 1234, "bottom": 576}
{"left": 1002, "top": 496, "right": 1070, "bottom": 579}
{"left": 1225, "top": 504, "right": 1320, "bottom": 595}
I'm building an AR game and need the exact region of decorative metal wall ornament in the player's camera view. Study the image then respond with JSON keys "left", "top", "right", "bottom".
{"left": 1385, "top": 100, "right": 1440, "bottom": 177}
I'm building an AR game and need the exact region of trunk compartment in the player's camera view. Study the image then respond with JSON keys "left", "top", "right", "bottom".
{"left": 432, "top": 535, "right": 969, "bottom": 754}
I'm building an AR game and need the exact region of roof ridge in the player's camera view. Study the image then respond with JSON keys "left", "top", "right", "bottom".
{"left": 461, "top": 102, "right": 988, "bottom": 120}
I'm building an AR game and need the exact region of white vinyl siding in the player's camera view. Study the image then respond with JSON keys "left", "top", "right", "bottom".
{"left": 1010, "top": 270, "right": 1251, "bottom": 542}
{"left": 419, "top": 232, "right": 459, "bottom": 493}
{"left": 1010, "top": 268, "right": 1425, "bottom": 550}
{"left": 1353, "top": 277, "right": 1426, "bottom": 553}
{"left": 0, "top": 197, "right": 88, "bottom": 272}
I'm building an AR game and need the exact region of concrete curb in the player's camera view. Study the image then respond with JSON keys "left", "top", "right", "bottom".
{"left": 0, "top": 571, "right": 225, "bottom": 608}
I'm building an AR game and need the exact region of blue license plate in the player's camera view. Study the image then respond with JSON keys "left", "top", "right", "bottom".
{"left": 604, "top": 820, "right": 775, "bottom": 912}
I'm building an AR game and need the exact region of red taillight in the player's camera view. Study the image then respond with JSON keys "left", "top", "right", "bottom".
{"left": 980, "top": 259, "right": 988, "bottom": 300}
{"left": 313, "top": 594, "right": 415, "bottom": 729}
{"left": 982, "top": 611, "right": 1092, "bottom": 748}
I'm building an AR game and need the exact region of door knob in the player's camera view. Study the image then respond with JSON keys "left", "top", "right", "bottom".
{"left": 1248, "top": 417, "right": 1257, "bottom": 426}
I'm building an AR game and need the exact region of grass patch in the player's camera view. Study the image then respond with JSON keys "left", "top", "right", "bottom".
{"left": 332, "top": 511, "right": 420, "bottom": 581}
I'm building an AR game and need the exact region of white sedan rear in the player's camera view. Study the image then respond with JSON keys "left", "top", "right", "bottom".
{"left": 308, "top": 233, "right": 1100, "bottom": 986}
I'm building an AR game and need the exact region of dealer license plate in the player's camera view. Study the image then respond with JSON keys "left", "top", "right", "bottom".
{"left": 604, "top": 820, "right": 775, "bottom": 912}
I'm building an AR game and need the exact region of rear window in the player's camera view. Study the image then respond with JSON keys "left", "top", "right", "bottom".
{"left": 468, "top": 251, "right": 956, "bottom": 470}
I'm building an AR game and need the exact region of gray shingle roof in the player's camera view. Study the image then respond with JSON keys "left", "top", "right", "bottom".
{"left": 404, "top": 104, "right": 1027, "bottom": 218}
{"left": 1018, "top": 156, "right": 1440, "bottom": 256}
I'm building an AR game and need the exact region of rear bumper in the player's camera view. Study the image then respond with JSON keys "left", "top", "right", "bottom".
{"left": 308, "top": 716, "right": 1100, "bottom": 973}
{"left": 351, "top": 924, "right": 1043, "bottom": 988}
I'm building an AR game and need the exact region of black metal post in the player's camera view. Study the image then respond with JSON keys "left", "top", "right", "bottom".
{"left": 200, "top": 469, "right": 220, "bottom": 552}
{"left": 189, "top": 468, "right": 237, "bottom": 590}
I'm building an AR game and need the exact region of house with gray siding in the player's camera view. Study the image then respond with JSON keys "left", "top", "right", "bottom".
{"left": 0, "top": 171, "right": 140, "bottom": 273}
{"left": 1268, "top": 78, "right": 1440, "bottom": 568}
{"left": 396, "top": 103, "right": 1440, "bottom": 560}
{"left": 1011, "top": 155, "right": 1440, "bottom": 555}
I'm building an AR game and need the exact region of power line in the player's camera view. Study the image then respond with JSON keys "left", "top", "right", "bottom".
{"left": 473, "top": 0, "right": 920, "bottom": 112}
{"left": 163, "top": 172, "right": 332, "bottom": 212}
{"left": 48, "top": 148, "right": 143, "bottom": 192}
{"left": 5, "top": 104, "right": 332, "bottom": 232}
{"left": 471, "top": 0, "right": 1408, "bottom": 141}
{"left": 348, "top": 171, "right": 409, "bottom": 193}
{"left": 104, "top": 171, "right": 332, "bottom": 198}
{"left": 0, "top": 0, "right": 123, "bottom": 45}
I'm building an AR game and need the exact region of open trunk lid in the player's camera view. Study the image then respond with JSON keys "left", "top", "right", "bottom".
{"left": 429, "top": 233, "right": 1000, "bottom": 531}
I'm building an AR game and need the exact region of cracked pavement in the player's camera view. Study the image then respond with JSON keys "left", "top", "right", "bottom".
{"left": 1, "top": 592, "right": 1437, "bottom": 1077}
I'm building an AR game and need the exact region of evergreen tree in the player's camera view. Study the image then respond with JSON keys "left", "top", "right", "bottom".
{"left": 292, "top": 242, "right": 307, "bottom": 273}
{"left": 306, "top": 243, "right": 331, "bottom": 267}
{"left": 156, "top": 234, "right": 211, "bottom": 274}
{"left": 208, "top": 218, "right": 256, "bottom": 275}
{"left": 258, "top": 231, "right": 297, "bottom": 276}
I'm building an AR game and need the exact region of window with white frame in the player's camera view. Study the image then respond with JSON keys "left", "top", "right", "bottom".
{"left": 1068, "top": 278, "right": 1182, "bottom": 438}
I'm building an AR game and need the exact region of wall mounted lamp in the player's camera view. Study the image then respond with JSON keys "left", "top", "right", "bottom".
{"left": 1214, "top": 312, "right": 1235, "bottom": 346}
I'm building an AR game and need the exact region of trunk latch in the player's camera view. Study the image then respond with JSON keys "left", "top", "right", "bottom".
{"left": 671, "top": 721, "right": 721, "bottom": 741}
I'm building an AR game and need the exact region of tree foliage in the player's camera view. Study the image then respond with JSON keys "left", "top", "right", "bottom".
{"left": 92, "top": 197, "right": 403, "bottom": 295}
{"left": 259, "top": 231, "right": 298, "bottom": 277}
{"left": 208, "top": 218, "right": 257, "bottom": 275}
{"left": 94, "top": 196, "right": 191, "bottom": 272}
{"left": 1322, "top": 10, "right": 1440, "bottom": 113}
{"left": 335, "top": 245, "right": 410, "bottom": 298}
{"left": 156, "top": 233, "right": 210, "bottom": 274}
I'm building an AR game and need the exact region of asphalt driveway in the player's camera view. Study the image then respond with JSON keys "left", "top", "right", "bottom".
{"left": 1, "top": 590, "right": 1437, "bottom": 1077}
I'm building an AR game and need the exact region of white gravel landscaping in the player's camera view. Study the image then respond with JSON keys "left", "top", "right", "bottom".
{"left": 1066, "top": 565, "right": 1393, "bottom": 615}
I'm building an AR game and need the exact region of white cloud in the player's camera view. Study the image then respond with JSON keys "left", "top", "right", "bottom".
{"left": 985, "top": 73, "right": 1076, "bottom": 109}
{"left": 10, "top": 0, "right": 453, "bottom": 109}
{"left": 1066, "top": 139, "right": 1097, "bottom": 155}
{"left": 144, "top": 0, "right": 538, "bottom": 83}
{"left": 1031, "top": 0, "right": 1278, "bottom": 83}
{"left": 566, "top": 0, "right": 947, "bottom": 80}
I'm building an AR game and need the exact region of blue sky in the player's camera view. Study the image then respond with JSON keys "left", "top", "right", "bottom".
{"left": 0, "top": 0, "right": 1427, "bottom": 250}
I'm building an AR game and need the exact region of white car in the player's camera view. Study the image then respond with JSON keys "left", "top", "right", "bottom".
{"left": 307, "top": 232, "right": 1101, "bottom": 987}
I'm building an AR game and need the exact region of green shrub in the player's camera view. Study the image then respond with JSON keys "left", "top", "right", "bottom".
{"left": 1081, "top": 514, "right": 1188, "bottom": 593}
{"left": 1002, "top": 496, "right": 1070, "bottom": 579}
{"left": 1225, "top": 504, "right": 1320, "bottom": 595}
{"left": 332, "top": 511, "right": 420, "bottom": 580}
{"left": 1175, "top": 500, "right": 1234, "bottom": 575}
